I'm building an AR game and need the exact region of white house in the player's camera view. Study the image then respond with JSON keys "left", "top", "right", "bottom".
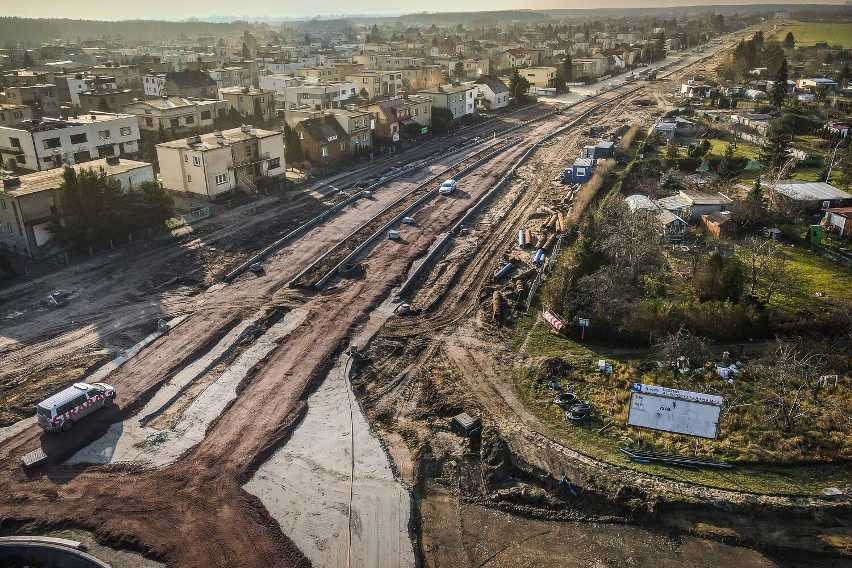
{"left": 259, "top": 75, "right": 357, "bottom": 110}
{"left": 156, "top": 125, "right": 285, "bottom": 200}
{"left": 142, "top": 74, "right": 167, "bottom": 97}
{"left": 0, "top": 113, "right": 140, "bottom": 173}
{"left": 473, "top": 75, "right": 510, "bottom": 111}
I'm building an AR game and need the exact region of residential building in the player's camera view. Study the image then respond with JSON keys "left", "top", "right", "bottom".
{"left": 498, "top": 49, "right": 531, "bottom": 69}
{"left": 0, "top": 104, "right": 32, "bottom": 127}
{"left": 78, "top": 89, "right": 138, "bottom": 113}
{"left": 681, "top": 82, "right": 713, "bottom": 99}
{"left": 0, "top": 158, "right": 154, "bottom": 257}
{"left": 656, "top": 190, "right": 733, "bottom": 221}
{"left": 65, "top": 75, "right": 118, "bottom": 107}
{"left": 163, "top": 70, "right": 218, "bottom": 99}
{"left": 259, "top": 75, "right": 357, "bottom": 110}
{"left": 473, "top": 75, "right": 510, "bottom": 111}
{"left": 327, "top": 109, "right": 373, "bottom": 153}
{"left": 156, "top": 126, "right": 285, "bottom": 200}
{"left": 366, "top": 95, "right": 431, "bottom": 144}
{"left": 207, "top": 67, "right": 252, "bottom": 90}
{"left": 770, "top": 181, "right": 852, "bottom": 211}
{"left": 795, "top": 78, "right": 837, "bottom": 94}
{"left": 122, "top": 97, "right": 227, "bottom": 133}
{"left": 652, "top": 116, "right": 695, "bottom": 141}
{"left": 417, "top": 84, "right": 476, "bottom": 119}
{"left": 572, "top": 54, "right": 609, "bottom": 79}
{"left": 89, "top": 65, "right": 141, "bottom": 89}
{"left": 625, "top": 194, "right": 687, "bottom": 241}
{"left": 218, "top": 87, "right": 276, "bottom": 124}
{"left": 4, "top": 85, "right": 61, "bottom": 119}
{"left": 345, "top": 71, "right": 403, "bottom": 100}
{"left": 0, "top": 113, "right": 140, "bottom": 173}
{"left": 521, "top": 67, "right": 557, "bottom": 88}
{"left": 142, "top": 74, "right": 167, "bottom": 97}
{"left": 1, "top": 70, "right": 55, "bottom": 88}
{"left": 294, "top": 115, "right": 352, "bottom": 166}
{"left": 296, "top": 66, "right": 338, "bottom": 83}
{"left": 399, "top": 66, "right": 443, "bottom": 91}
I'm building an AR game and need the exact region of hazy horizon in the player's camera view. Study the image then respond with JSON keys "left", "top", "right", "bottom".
{"left": 3, "top": 0, "right": 843, "bottom": 22}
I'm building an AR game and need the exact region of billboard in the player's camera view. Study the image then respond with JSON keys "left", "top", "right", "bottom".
{"left": 626, "top": 383, "right": 724, "bottom": 440}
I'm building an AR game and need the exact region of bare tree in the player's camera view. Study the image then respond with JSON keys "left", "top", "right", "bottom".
{"left": 738, "top": 236, "right": 779, "bottom": 297}
{"left": 652, "top": 326, "right": 711, "bottom": 379}
{"left": 753, "top": 341, "right": 825, "bottom": 432}
{"left": 596, "top": 200, "right": 662, "bottom": 284}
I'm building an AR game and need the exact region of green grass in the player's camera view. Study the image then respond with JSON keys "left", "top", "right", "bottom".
{"left": 779, "top": 245, "right": 852, "bottom": 305}
{"left": 771, "top": 22, "right": 852, "bottom": 48}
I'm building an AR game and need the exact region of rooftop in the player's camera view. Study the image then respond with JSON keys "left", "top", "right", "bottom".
{"left": 125, "top": 96, "right": 220, "bottom": 110}
{"left": 2, "top": 158, "right": 151, "bottom": 198}
{"left": 772, "top": 181, "right": 852, "bottom": 202}
{"left": 156, "top": 126, "right": 280, "bottom": 151}
{"left": 679, "top": 189, "right": 732, "bottom": 206}
{"left": 419, "top": 84, "right": 474, "bottom": 95}
{"left": 0, "top": 114, "right": 134, "bottom": 133}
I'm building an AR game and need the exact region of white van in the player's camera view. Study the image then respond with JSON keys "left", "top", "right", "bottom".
{"left": 36, "top": 382, "right": 116, "bottom": 432}
{"left": 439, "top": 179, "right": 457, "bottom": 195}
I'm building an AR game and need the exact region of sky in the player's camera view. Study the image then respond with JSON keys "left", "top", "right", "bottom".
{"left": 4, "top": 0, "right": 842, "bottom": 21}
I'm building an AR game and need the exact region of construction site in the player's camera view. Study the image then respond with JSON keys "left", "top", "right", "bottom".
{"left": 0, "top": 36, "right": 850, "bottom": 568}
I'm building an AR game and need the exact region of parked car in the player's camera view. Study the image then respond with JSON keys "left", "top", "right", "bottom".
{"left": 37, "top": 382, "right": 116, "bottom": 432}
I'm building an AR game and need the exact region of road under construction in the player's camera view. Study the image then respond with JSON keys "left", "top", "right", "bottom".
{"left": 1, "top": 38, "right": 849, "bottom": 568}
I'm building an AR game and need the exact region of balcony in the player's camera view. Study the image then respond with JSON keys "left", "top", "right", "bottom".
{"left": 231, "top": 151, "right": 270, "bottom": 168}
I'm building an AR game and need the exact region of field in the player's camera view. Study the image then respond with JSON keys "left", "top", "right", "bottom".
{"left": 772, "top": 22, "right": 852, "bottom": 48}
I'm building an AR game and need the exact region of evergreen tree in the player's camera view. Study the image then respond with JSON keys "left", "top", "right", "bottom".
{"left": 771, "top": 59, "right": 788, "bottom": 110}
{"left": 838, "top": 62, "right": 852, "bottom": 90}
{"left": 717, "top": 142, "right": 744, "bottom": 182}
{"left": 759, "top": 120, "right": 792, "bottom": 173}
{"left": 508, "top": 68, "right": 530, "bottom": 104}
{"left": 97, "top": 97, "right": 110, "bottom": 112}
{"left": 563, "top": 54, "right": 573, "bottom": 82}
{"left": 783, "top": 32, "right": 795, "bottom": 49}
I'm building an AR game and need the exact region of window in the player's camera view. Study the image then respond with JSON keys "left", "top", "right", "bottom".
{"left": 187, "top": 174, "right": 192, "bottom": 182}
{"left": 7, "top": 225, "right": 12, "bottom": 235}
{"left": 215, "top": 173, "right": 227, "bottom": 184}
{"left": 120, "top": 126, "right": 131, "bottom": 136}
{"left": 200, "top": 110, "right": 211, "bottom": 120}
{"left": 339, "top": 142, "right": 346, "bottom": 151}
{"left": 361, "top": 134, "right": 367, "bottom": 142}
{"left": 298, "top": 131, "right": 304, "bottom": 139}
{"left": 321, "top": 146, "right": 329, "bottom": 157}
{"left": 70, "top": 133, "right": 87, "bottom": 144}
{"left": 98, "top": 130, "right": 111, "bottom": 140}
{"left": 145, "top": 118, "right": 154, "bottom": 127}
{"left": 414, "top": 108, "right": 418, "bottom": 116}
{"left": 193, "top": 156, "right": 201, "bottom": 166}
{"left": 170, "top": 118, "right": 179, "bottom": 128}
{"left": 268, "top": 157, "right": 280, "bottom": 169}
{"left": 42, "top": 137, "right": 61, "bottom": 149}
{"left": 1, "top": 199, "right": 5, "bottom": 210}
{"left": 13, "top": 111, "right": 22, "bottom": 119}
{"left": 185, "top": 116, "right": 195, "bottom": 125}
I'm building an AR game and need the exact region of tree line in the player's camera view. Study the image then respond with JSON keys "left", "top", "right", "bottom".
{"left": 50, "top": 166, "right": 174, "bottom": 249}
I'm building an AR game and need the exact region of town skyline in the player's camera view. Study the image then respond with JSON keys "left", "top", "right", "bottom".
{"left": 3, "top": 0, "right": 842, "bottom": 21}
